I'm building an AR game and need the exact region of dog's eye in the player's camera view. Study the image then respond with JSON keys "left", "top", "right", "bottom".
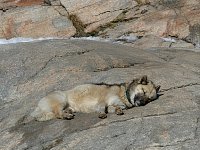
{"left": 142, "top": 88, "right": 146, "bottom": 95}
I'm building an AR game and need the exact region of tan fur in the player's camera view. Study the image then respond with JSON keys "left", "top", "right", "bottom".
{"left": 66, "top": 84, "right": 131, "bottom": 113}
{"left": 31, "top": 76, "right": 160, "bottom": 121}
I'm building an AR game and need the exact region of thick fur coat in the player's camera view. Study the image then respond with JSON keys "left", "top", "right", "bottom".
{"left": 31, "top": 76, "right": 160, "bottom": 121}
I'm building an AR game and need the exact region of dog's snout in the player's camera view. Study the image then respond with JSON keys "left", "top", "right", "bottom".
{"left": 134, "top": 100, "right": 142, "bottom": 106}
{"left": 134, "top": 94, "right": 145, "bottom": 106}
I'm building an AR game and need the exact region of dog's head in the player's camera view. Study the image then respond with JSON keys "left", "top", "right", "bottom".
{"left": 127, "top": 75, "right": 160, "bottom": 107}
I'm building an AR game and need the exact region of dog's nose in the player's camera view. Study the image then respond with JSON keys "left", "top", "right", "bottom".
{"left": 134, "top": 101, "right": 140, "bottom": 106}
{"left": 135, "top": 100, "right": 145, "bottom": 106}
{"left": 134, "top": 94, "right": 145, "bottom": 106}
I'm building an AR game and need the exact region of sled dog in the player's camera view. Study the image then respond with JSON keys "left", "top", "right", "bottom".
{"left": 31, "top": 75, "right": 160, "bottom": 121}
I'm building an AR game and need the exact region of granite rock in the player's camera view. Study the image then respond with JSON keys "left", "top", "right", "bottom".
{"left": 0, "top": 39, "right": 200, "bottom": 149}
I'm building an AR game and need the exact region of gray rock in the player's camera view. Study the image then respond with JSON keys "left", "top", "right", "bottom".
{"left": 133, "top": 35, "right": 165, "bottom": 49}
{"left": 171, "top": 40, "right": 195, "bottom": 49}
{"left": 0, "top": 6, "right": 76, "bottom": 39}
{"left": 60, "top": 0, "right": 137, "bottom": 33}
{"left": 0, "top": 40, "right": 199, "bottom": 150}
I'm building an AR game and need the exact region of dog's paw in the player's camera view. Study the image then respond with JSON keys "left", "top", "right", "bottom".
{"left": 115, "top": 107, "right": 124, "bottom": 115}
{"left": 98, "top": 113, "right": 107, "bottom": 119}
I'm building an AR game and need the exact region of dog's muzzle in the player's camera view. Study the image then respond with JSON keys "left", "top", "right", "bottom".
{"left": 134, "top": 94, "right": 147, "bottom": 106}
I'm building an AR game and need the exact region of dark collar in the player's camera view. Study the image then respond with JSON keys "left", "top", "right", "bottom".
{"left": 126, "top": 89, "right": 131, "bottom": 102}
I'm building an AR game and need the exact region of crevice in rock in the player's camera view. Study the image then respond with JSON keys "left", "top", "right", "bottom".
{"left": 135, "top": 0, "right": 150, "bottom": 6}
{"left": 67, "top": 1, "right": 104, "bottom": 13}
{"left": 95, "top": 10, "right": 113, "bottom": 16}
{"left": 162, "top": 1, "right": 192, "bottom": 40}
{"left": 182, "top": 37, "right": 196, "bottom": 47}
{"left": 68, "top": 14, "right": 88, "bottom": 37}
{"left": 160, "top": 83, "right": 200, "bottom": 92}
{"left": 58, "top": 1, "right": 88, "bottom": 37}
{"left": 58, "top": 1, "right": 107, "bottom": 37}
{"left": 27, "top": 49, "right": 93, "bottom": 80}
{"left": 141, "top": 111, "right": 178, "bottom": 118}
{"left": 94, "top": 8, "right": 129, "bottom": 17}
{"left": 110, "top": 132, "right": 126, "bottom": 138}
{"left": 42, "top": 138, "right": 63, "bottom": 150}
{"left": 58, "top": 0, "right": 69, "bottom": 14}
{"left": 169, "top": 41, "right": 173, "bottom": 48}
{"left": 187, "top": 24, "right": 200, "bottom": 47}
{"left": 44, "top": 0, "right": 51, "bottom": 6}
{"left": 194, "top": 117, "right": 199, "bottom": 139}
{"left": 93, "top": 63, "right": 137, "bottom": 72}
{"left": 157, "top": 55, "right": 176, "bottom": 62}
{"left": 148, "top": 136, "right": 197, "bottom": 149}
{"left": 0, "top": 4, "right": 17, "bottom": 12}
{"left": 160, "top": 0, "right": 184, "bottom": 9}
{"left": 53, "top": 6, "right": 68, "bottom": 17}
{"left": 63, "top": 5, "right": 139, "bottom": 37}
{"left": 16, "top": 114, "right": 29, "bottom": 125}
{"left": 48, "top": 0, "right": 70, "bottom": 17}
{"left": 86, "top": 9, "right": 138, "bottom": 37}
{"left": 61, "top": 2, "right": 138, "bottom": 37}
{"left": 0, "top": 8, "right": 8, "bottom": 12}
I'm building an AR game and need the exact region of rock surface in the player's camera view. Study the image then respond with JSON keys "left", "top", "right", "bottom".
{"left": 122, "top": 35, "right": 195, "bottom": 49}
{"left": 60, "top": 0, "right": 137, "bottom": 33}
{"left": 0, "top": 39, "right": 200, "bottom": 149}
{"left": 0, "top": 5, "right": 76, "bottom": 39}
{"left": 97, "top": 0, "right": 200, "bottom": 46}
{"left": 1, "top": 0, "right": 200, "bottom": 47}
{"left": 0, "top": 0, "right": 44, "bottom": 10}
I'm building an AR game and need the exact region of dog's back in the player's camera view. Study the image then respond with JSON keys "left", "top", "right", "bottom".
{"left": 31, "top": 84, "right": 129, "bottom": 121}
{"left": 67, "top": 84, "right": 128, "bottom": 113}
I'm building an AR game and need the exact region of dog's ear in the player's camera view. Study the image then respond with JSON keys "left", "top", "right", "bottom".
{"left": 138, "top": 75, "right": 148, "bottom": 85}
{"left": 156, "top": 85, "right": 161, "bottom": 92}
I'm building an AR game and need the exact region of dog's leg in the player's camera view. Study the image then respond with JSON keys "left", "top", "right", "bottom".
{"left": 114, "top": 106, "right": 124, "bottom": 115}
{"left": 115, "top": 107, "right": 124, "bottom": 115}
{"left": 108, "top": 105, "right": 124, "bottom": 115}
{"left": 122, "top": 99, "right": 133, "bottom": 108}
{"left": 98, "top": 105, "right": 107, "bottom": 119}
{"left": 98, "top": 112, "right": 107, "bottom": 119}
{"left": 108, "top": 105, "right": 125, "bottom": 115}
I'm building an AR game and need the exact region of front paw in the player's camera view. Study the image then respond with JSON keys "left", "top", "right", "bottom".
{"left": 115, "top": 107, "right": 124, "bottom": 115}
{"left": 98, "top": 113, "right": 107, "bottom": 119}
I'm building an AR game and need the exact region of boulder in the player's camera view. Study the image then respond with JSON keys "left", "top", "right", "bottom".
{"left": 1, "top": 0, "right": 200, "bottom": 45}
{"left": 99, "top": 0, "right": 200, "bottom": 45}
{"left": 171, "top": 40, "right": 195, "bottom": 48}
{"left": 60, "top": 0, "right": 137, "bottom": 33}
{"left": 122, "top": 35, "right": 195, "bottom": 49}
{"left": 0, "top": 39, "right": 200, "bottom": 149}
{"left": 133, "top": 35, "right": 169, "bottom": 49}
{"left": 0, "top": 0, "right": 44, "bottom": 10}
{"left": 0, "top": 6, "right": 76, "bottom": 39}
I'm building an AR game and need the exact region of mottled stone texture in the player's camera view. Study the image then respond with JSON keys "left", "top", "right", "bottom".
{"left": 1, "top": 0, "right": 200, "bottom": 44}
{"left": 0, "top": 39, "right": 200, "bottom": 149}
{"left": 0, "top": 0, "right": 44, "bottom": 10}
{"left": 0, "top": 6, "right": 76, "bottom": 39}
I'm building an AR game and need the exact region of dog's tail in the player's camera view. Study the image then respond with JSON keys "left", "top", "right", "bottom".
{"left": 31, "top": 91, "right": 69, "bottom": 121}
{"left": 30, "top": 106, "right": 55, "bottom": 121}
